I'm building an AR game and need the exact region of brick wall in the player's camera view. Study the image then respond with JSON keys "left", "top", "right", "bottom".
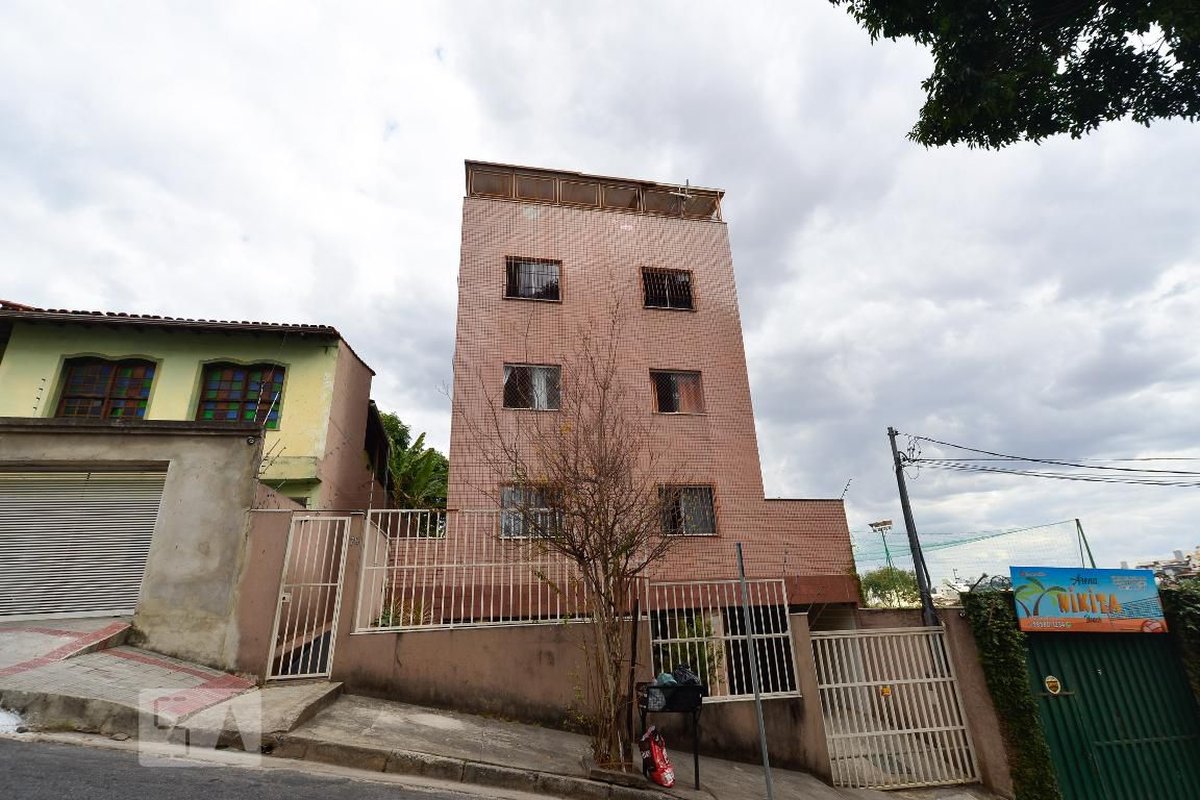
{"left": 447, "top": 193, "right": 856, "bottom": 601}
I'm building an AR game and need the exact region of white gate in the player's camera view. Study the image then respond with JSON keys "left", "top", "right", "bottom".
{"left": 811, "top": 626, "right": 979, "bottom": 789}
{"left": 0, "top": 471, "right": 165, "bottom": 619}
{"left": 267, "top": 515, "right": 350, "bottom": 680}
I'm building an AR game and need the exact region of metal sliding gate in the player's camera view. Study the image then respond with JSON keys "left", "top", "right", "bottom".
{"left": 267, "top": 515, "right": 350, "bottom": 680}
{"left": 1027, "top": 632, "right": 1200, "bottom": 800}
{"left": 811, "top": 627, "right": 978, "bottom": 789}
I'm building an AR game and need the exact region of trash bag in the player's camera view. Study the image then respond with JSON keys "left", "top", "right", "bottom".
{"left": 672, "top": 664, "right": 701, "bottom": 686}
{"left": 655, "top": 671, "right": 678, "bottom": 686}
{"left": 639, "top": 725, "right": 676, "bottom": 788}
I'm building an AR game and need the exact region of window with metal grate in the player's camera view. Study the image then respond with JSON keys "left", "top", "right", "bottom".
{"left": 500, "top": 484, "right": 563, "bottom": 538}
{"left": 505, "top": 258, "right": 561, "bottom": 301}
{"left": 651, "top": 370, "right": 704, "bottom": 413}
{"left": 659, "top": 485, "right": 717, "bottom": 536}
{"left": 642, "top": 268, "right": 693, "bottom": 310}
{"left": 503, "top": 364, "right": 561, "bottom": 410}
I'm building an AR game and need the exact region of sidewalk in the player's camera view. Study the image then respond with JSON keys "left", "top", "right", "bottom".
{"left": 0, "top": 618, "right": 996, "bottom": 800}
{"left": 274, "top": 693, "right": 869, "bottom": 800}
{"left": 0, "top": 617, "right": 257, "bottom": 732}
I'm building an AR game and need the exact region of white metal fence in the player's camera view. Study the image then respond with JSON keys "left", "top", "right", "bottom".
{"left": 646, "top": 579, "right": 800, "bottom": 702}
{"left": 811, "top": 627, "right": 978, "bottom": 789}
{"left": 355, "top": 509, "right": 592, "bottom": 632}
{"left": 268, "top": 515, "right": 350, "bottom": 680}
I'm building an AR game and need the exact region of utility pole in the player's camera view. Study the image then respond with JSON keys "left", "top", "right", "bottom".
{"left": 887, "top": 427, "right": 938, "bottom": 627}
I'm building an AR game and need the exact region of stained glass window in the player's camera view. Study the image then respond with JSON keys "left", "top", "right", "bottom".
{"left": 56, "top": 358, "right": 155, "bottom": 420}
{"left": 197, "top": 363, "right": 285, "bottom": 429}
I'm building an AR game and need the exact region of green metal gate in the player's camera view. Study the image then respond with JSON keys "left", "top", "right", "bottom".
{"left": 1026, "top": 633, "right": 1200, "bottom": 800}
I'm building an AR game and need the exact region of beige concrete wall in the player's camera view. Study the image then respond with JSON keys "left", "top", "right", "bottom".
{"left": 0, "top": 419, "right": 262, "bottom": 670}
{"left": 235, "top": 508, "right": 293, "bottom": 676}
{"left": 316, "top": 341, "right": 384, "bottom": 509}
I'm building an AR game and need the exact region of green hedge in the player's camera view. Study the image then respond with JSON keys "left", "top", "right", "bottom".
{"left": 1160, "top": 581, "right": 1200, "bottom": 705}
{"left": 961, "top": 591, "right": 1062, "bottom": 800}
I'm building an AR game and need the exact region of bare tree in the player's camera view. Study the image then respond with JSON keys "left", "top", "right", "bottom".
{"left": 454, "top": 303, "right": 681, "bottom": 768}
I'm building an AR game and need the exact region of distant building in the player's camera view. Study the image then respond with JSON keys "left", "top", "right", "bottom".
{"left": 1134, "top": 547, "right": 1200, "bottom": 581}
{"left": 0, "top": 300, "right": 389, "bottom": 509}
{"left": 446, "top": 161, "right": 857, "bottom": 605}
{"left": 0, "top": 300, "right": 388, "bottom": 662}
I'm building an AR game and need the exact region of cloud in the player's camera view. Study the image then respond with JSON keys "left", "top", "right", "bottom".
{"left": 2, "top": 0, "right": 1198, "bottom": 571}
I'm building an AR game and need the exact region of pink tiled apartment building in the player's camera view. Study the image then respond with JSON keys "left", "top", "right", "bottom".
{"left": 447, "top": 161, "right": 857, "bottom": 606}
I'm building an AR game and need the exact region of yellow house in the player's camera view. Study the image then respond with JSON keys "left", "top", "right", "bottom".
{"left": 0, "top": 300, "right": 389, "bottom": 509}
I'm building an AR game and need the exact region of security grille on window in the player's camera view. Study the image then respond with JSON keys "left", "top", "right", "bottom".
{"left": 57, "top": 358, "right": 156, "bottom": 419}
{"left": 660, "top": 486, "right": 717, "bottom": 535}
{"left": 505, "top": 258, "right": 561, "bottom": 301}
{"left": 503, "top": 364, "right": 561, "bottom": 410}
{"left": 651, "top": 370, "right": 704, "bottom": 413}
{"left": 500, "top": 485, "right": 562, "bottom": 538}
{"left": 642, "top": 268, "right": 693, "bottom": 310}
{"left": 197, "top": 363, "right": 285, "bottom": 429}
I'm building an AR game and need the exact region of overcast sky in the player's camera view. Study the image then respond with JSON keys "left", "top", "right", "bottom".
{"left": 3, "top": 1, "right": 1198, "bottom": 574}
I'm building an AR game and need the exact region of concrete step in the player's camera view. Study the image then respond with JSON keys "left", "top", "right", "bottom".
{"left": 178, "top": 680, "right": 343, "bottom": 747}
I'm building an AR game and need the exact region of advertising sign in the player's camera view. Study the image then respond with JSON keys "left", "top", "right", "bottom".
{"left": 1009, "top": 566, "right": 1167, "bottom": 633}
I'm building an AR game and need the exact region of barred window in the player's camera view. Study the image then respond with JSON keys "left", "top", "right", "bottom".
{"left": 651, "top": 370, "right": 704, "bottom": 413}
{"left": 505, "top": 258, "right": 561, "bottom": 301}
{"left": 503, "top": 364, "right": 561, "bottom": 410}
{"left": 56, "top": 358, "right": 156, "bottom": 420}
{"left": 660, "top": 486, "right": 717, "bottom": 536}
{"left": 642, "top": 268, "right": 693, "bottom": 309}
{"left": 501, "top": 485, "right": 562, "bottom": 539}
{"left": 197, "top": 363, "right": 285, "bottom": 429}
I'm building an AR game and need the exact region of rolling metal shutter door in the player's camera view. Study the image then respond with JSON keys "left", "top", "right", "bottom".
{"left": 0, "top": 471, "right": 166, "bottom": 619}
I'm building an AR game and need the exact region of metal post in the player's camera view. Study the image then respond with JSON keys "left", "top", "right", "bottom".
{"left": 887, "top": 427, "right": 938, "bottom": 627}
{"left": 1076, "top": 518, "right": 1097, "bottom": 568}
{"left": 736, "top": 543, "right": 775, "bottom": 800}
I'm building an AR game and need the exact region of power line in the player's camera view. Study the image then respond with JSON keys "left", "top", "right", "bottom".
{"left": 852, "top": 519, "right": 1072, "bottom": 540}
{"left": 909, "top": 434, "right": 1200, "bottom": 476}
{"left": 919, "top": 460, "right": 1200, "bottom": 488}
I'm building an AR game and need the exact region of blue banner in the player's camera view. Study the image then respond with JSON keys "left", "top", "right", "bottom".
{"left": 1009, "top": 566, "right": 1167, "bottom": 633}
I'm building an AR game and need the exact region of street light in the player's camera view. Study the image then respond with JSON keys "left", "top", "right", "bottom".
{"left": 868, "top": 519, "right": 894, "bottom": 570}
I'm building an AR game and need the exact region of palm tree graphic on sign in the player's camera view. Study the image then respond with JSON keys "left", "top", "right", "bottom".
{"left": 1015, "top": 576, "right": 1067, "bottom": 617}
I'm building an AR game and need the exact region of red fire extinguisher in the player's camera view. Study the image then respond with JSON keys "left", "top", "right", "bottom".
{"left": 639, "top": 726, "right": 675, "bottom": 788}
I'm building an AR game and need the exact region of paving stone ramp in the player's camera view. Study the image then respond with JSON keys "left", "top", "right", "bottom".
{"left": 0, "top": 617, "right": 338, "bottom": 743}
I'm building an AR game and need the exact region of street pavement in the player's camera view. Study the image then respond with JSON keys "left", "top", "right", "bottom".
{"left": 0, "top": 736, "right": 516, "bottom": 800}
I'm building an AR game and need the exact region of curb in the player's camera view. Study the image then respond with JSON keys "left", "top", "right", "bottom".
{"left": 0, "top": 689, "right": 139, "bottom": 737}
{"left": 270, "top": 734, "right": 680, "bottom": 800}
